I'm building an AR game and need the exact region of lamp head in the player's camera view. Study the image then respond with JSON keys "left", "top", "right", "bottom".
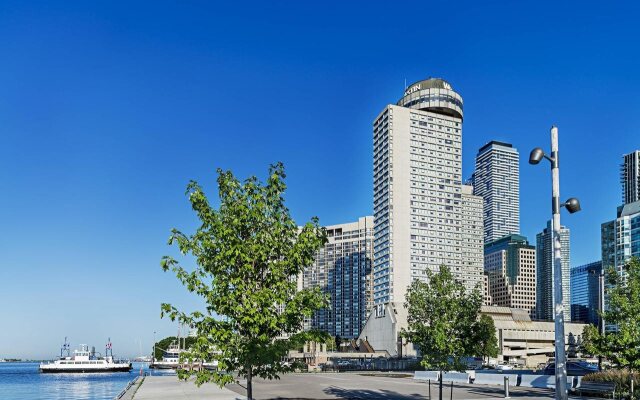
{"left": 529, "top": 148, "right": 545, "bottom": 165}
{"left": 565, "top": 198, "right": 581, "bottom": 214}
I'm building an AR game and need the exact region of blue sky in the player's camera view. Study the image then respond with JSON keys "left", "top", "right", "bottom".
{"left": 1, "top": 1, "right": 639, "bottom": 358}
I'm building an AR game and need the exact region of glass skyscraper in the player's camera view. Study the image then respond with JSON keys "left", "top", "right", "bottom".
{"left": 570, "top": 261, "right": 602, "bottom": 326}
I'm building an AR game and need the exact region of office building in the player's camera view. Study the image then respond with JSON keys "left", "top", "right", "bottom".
{"left": 472, "top": 141, "right": 520, "bottom": 243}
{"left": 621, "top": 150, "right": 640, "bottom": 205}
{"left": 484, "top": 234, "right": 537, "bottom": 317}
{"left": 536, "top": 220, "right": 571, "bottom": 321}
{"left": 372, "top": 77, "right": 474, "bottom": 306}
{"left": 570, "top": 261, "right": 602, "bottom": 326}
{"left": 302, "top": 216, "right": 374, "bottom": 339}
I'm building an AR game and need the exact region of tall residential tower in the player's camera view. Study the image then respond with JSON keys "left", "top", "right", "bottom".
{"left": 536, "top": 220, "right": 571, "bottom": 321}
{"left": 621, "top": 150, "right": 640, "bottom": 205}
{"left": 472, "top": 141, "right": 520, "bottom": 243}
{"left": 372, "top": 78, "right": 483, "bottom": 305}
{"left": 302, "top": 216, "right": 374, "bottom": 339}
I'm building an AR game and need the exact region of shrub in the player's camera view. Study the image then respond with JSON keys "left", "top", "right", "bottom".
{"left": 582, "top": 370, "right": 640, "bottom": 397}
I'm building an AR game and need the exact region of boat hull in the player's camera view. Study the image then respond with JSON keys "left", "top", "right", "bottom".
{"left": 40, "top": 365, "right": 133, "bottom": 373}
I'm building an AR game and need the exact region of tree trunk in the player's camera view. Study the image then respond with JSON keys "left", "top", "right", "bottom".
{"left": 247, "top": 367, "right": 253, "bottom": 400}
{"left": 439, "top": 370, "right": 443, "bottom": 400}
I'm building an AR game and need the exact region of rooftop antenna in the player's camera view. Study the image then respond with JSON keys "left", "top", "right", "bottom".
{"left": 404, "top": 78, "right": 407, "bottom": 89}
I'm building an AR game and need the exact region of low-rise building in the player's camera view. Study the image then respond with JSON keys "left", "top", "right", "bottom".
{"left": 481, "top": 306, "right": 587, "bottom": 367}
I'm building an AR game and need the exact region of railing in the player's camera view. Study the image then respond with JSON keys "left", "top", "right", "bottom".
{"left": 113, "top": 376, "right": 139, "bottom": 400}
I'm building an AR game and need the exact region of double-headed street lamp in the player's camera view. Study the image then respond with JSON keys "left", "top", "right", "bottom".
{"left": 529, "top": 126, "right": 581, "bottom": 400}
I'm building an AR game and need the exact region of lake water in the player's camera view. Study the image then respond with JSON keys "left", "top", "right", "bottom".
{"left": 0, "top": 362, "right": 174, "bottom": 400}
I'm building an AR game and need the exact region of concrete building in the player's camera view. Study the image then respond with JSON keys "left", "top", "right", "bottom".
{"left": 570, "top": 261, "right": 602, "bottom": 326}
{"left": 461, "top": 184, "right": 484, "bottom": 292}
{"left": 483, "top": 234, "right": 536, "bottom": 317}
{"left": 373, "top": 77, "right": 477, "bottom": 306}
{"left": 621, "top": 150, "right": 640, "bottom": 205}
{"left": 357, "top": 302, "right": 416, "bottom": 358}
{"left": 601, "top": 200, "right": 640, "bottom": 276}
{"left": 358, "top": 304, "right": 586, "bottom": 366}
{"left": 481, "top": 306, "right": 587, "bottom": 367}
{"left": 302, "top": 216, "right": 374, "bottom": 339}
{"left": 472, "top": 141, "right": 520, "bottom": 243}
{"left": 536, "top": 220, "right": 571, "bottom": 321}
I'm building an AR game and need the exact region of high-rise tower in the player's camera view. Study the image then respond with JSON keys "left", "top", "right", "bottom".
{"left": 372, "top": 78, "right": 481, "bottom": 305}
{"left": 621, "top": 150, "right": 640, "bottom": 205}
{"left": 536, "top": 220, "right": 571, "bottom": 321}
{"left": 472, "top": 141, "right": 520, "bottom": 243}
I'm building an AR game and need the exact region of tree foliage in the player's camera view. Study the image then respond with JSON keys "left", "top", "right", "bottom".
{"left": 160, "top": 163, "right": 329, "bottom": 399}
{"left": 474, "top": 314, "right": 499, "bottom": 362}
{"left": 402, "top": 265, "right": 491, "bottom": 372}
{"left": 582, "top": 257, "right": 640, "bottom": 371}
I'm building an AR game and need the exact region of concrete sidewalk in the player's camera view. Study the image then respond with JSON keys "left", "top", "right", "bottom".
{"left": 132, "top": 376, "right": 246, "bottom": 399}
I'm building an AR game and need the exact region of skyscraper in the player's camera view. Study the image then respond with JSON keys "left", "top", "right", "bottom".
{"left": 373, "top": 78, "right": 479, "bottom": 305}
{"left": 621, "top": 150, "right": 640, "bottom": 205}
{"left": 601, "top": 201, "right": 640, "bottom": 276}
{"left": 472, "top": 141, "right": 520, "bottom": 243}
{"left": 302, "top": 216, "right": 374, "bottom": 339}
{"left": 536, "top": 220, "right": 571, "bottom": 321}
{"left": 484, "top": 234, "right": 537, "bottom": 317}
{"left": 570, "top": 261, "right": 602, "bottom": 326}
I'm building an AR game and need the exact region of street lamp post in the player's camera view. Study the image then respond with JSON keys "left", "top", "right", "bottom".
{"left": 530, "top": 126, "right": 581, "bottom": 400}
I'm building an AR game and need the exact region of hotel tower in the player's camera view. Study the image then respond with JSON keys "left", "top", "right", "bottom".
{"left": 372, "top": 78, "right": 483, "bottom": 305}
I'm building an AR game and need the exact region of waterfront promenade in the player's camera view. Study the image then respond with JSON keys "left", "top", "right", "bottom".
{"left": 130, "top": 376, "right": 246, "bottom": 399}
{"left": 123, "top": 373, "right": 598, "bottom": 399}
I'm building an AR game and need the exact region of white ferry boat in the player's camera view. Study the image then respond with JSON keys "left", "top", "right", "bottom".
{"left": 150, "top": 339, "right": 218, "bottom": 370}
{"left": 40, "top": 338, "right": 132, "bottom": 373}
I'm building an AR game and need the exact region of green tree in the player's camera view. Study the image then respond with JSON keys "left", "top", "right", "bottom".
{"left": 402, "top": 265, "right": 488, "bottom": 400}
{"left": 160, "top": 163, "right": 329, "bottom": 400}
{"left": 473, "top": 315, "right": 499, "bottom": 364}
{"left": 582, "top": 257, "right": 640, "bottom": 372}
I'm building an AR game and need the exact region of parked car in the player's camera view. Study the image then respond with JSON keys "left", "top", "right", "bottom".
{"left": 495, "top": 364, "right": 513, "bottom": 371}
{"left": 542, "top": 361, "right": 598, "bottom": 376}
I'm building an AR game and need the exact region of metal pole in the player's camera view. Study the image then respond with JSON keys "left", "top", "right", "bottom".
{"left": 550, "top": 126, "right": 568, "bottom": 400}
{"left": 599, "top": 271, "right": 605, "bottom": 371}
{"left": 450, "top": 380, "right": 453, "bottom": 400}
{"left": 504, "top": 376, "right": 510, "bottom": 398}
{"left": 429, "top": 379, "right": 431, "bottom": 400}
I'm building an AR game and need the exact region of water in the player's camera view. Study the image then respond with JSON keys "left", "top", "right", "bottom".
{"left": 0, "top": 362, "right": 175, "bottom": 400}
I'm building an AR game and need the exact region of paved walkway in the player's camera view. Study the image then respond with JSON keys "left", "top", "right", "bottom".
{"left": 132, "top": 376, "right": 246, "bottom": 399}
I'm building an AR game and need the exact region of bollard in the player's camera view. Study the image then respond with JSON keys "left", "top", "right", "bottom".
{"left": 504, "top": 376, "right": 510, "bottom": 399}
{"left": 450, "top": 380, "right": 453, "bottom": 400}
{"left": 428, "top": 379, "right": 431, "bottom": 400}
{"left": 631, "top": 376, "right": 634, "bottom": 400}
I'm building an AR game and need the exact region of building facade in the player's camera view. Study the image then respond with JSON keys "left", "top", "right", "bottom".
{"left": 570, "top": 261, "right": 602, "bottom": 326}
{"left": 472, "top": 141, "right": 520, "bottom": 243}
{"left": 372, "top": 77, "right": 471, "bottom": 305}
{"left": 621, "top": 150, "right": 640, "bottom": 205}
{"left": 483, "top": 234, "right": 536, "bottom": 317}
{"left": 302, "top": 216, "right": 374, "bottom": 339}
{"left": 461, "top": 184, "right": 485, "bottom": 292}
{"left": 536, "top": 220, "right": 571, "bottom": 321}
{"left": 601, "top": 201, "right": 640, "bottom": 276}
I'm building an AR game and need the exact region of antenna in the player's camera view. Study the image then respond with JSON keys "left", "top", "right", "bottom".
{"left": 404, "top": 78, "right": 407, "bottom": 89}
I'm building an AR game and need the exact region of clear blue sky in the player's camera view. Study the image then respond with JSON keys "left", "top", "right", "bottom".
{"left": 1, "top": 1, "right": 639, "bottom": 359}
